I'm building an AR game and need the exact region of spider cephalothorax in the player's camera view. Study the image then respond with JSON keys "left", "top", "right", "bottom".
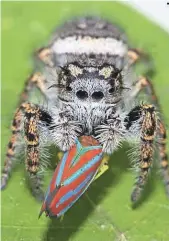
{"left": 1, "top": 16, "right": 169, "bottom": 203}
{"left": 55, "top": 62, "right": 124, "bottom": 105}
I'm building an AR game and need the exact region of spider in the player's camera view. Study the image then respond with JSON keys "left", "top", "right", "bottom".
{"left": 1, "top": 16, "right": 169, "bottom": 203}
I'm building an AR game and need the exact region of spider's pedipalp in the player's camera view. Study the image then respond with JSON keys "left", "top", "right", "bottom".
{"left": 2, "top": 102, "right": 54, "bottom": 199}
{"left": 23, "top": 103, "right": 41, "bottom": 174}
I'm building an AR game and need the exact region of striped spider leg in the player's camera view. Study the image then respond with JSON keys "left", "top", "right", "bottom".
{"left": 1, "top": 102, "right": 82, "bottom": 200}
{"left": 1, "top": 103, "right": 48, "bottom": 200}
{"left": 95, "top": 104, "right": 158, "bottom": 203}
{"left": 128, "top": 49, "right": 169, "bottom": 197}
{"left": 1, "top": 49, "right": 59, "bottom": 198}
{"left": 1, "top": 72, "right": 47, "bottom": 200}
{"left": 125, "top": 104, "right": 157, "bottom": 202}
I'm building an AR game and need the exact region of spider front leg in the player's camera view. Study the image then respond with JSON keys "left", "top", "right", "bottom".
{"left": 1, "top": 103, "right": 51, "bottom": 200}
{"left": 132, "top": 76, "right": 169, "bottom": 197}
{"left": 23, "top": 103, "right": 52, "bottom": 200}
{"left": 2, "top": 72, "right": 47, "bottom": 190}
{"left": 2, "top": 101, "right": 82, "bottom": 198}
{"left": 23, "top": 103, "right": 42, "bottom": 174}
{"left": 125, "top": 104, "right": 157, "bottom": 202}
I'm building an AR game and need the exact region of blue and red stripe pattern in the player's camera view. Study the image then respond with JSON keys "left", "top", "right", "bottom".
{"left": 39, "top": 136, "right": 103, "bottom": 218}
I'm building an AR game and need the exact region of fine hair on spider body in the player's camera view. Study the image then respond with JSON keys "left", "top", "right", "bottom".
{"left": 1, "top": 16, "right": 169, "bottom": 203}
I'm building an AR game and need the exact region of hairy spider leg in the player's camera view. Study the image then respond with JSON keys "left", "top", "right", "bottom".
{"left": 128, "top": 47, "right": 169, "bottom": 198}
{"left": 1, "top": 103, "right": 52, "bottom": 200}
{"left": 125, "top": 105, "right": 157, "bottom": 202}
{"left": 133, "top": 76, "right": 169, "bottom": 197}
{"left": 1, "top": 107, "right": 22, "bottom": 190}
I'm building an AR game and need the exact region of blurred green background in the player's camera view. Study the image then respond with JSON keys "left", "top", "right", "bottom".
{"left": 1, "top": 1, "right": 169, "bottom": 241}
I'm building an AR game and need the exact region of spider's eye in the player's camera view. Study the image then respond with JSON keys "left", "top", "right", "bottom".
{"left": 66, "top": 86, "right": 72, "bottom": 91}
{"left": 76, "top": 90, "right": 88, "bottom": 100}
{"left": 109, "top": 87, "right": 115, "bottom": 93}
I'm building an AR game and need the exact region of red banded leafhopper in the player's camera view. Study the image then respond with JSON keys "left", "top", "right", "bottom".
{"left": 39, "top": 136, "right": 107, "bottom": 218}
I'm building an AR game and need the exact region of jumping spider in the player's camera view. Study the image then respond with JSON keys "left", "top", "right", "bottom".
{"left": 1, "top": 16, "right": 169, "bottom": 202}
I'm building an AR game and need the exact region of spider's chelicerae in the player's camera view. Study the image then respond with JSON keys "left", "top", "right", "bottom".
{"left": 1, "top": 16, "right": 169, "bottom": 202}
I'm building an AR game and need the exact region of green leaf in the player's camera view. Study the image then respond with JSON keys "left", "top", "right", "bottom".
{"left": 1, "top": 2, "right": 169, "bottom": 241}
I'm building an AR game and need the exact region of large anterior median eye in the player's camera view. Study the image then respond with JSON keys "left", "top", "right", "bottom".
{"left": 76, "top": 90, "right": 88, "bottom": 99}
{"left": 92, "top": 91, "right": 104, "bottom": 100}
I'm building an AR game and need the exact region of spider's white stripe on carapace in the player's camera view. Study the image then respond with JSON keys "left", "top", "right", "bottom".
{"left": 52, "top": 36, "right": 127, "bottom": 56}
